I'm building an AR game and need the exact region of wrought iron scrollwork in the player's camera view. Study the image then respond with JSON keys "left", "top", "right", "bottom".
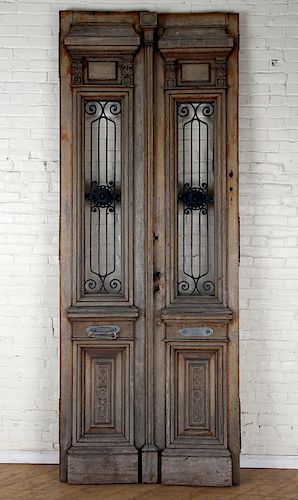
{"left": 85, "top": 181, "right": 120, "bottom": 213}
{"left": 177, "top": 102, "right": 215, "bottom": 297}
{"left": 178, "top": 182, "right": 213, "bottom": 215}
{"left": 84, "top": 100, "right": 122, "bottom": 295}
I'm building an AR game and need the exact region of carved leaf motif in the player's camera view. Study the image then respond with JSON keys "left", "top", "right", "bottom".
{"left": 96, "top": 364, "right": 111, "bottom": 423}
{"left": 165, "top": 60, "right": 176, "bottom": 87}
{"left": 121, "top": 60, "right": 134, "bottom": 85}
{"left": 215, "top": 61, "right": 227, "bottom": 86}
{"left": 191, "top": 366, "right": 204, "bottom": 424}
{"left": 72, "top": 57, "right": 83, "bottom": 85}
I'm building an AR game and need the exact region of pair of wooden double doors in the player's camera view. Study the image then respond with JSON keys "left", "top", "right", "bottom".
{"left": 60, "top": 11, "right": 239, "bottom": 486}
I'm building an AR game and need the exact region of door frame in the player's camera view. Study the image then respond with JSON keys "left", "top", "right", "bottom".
{"left": 60, "top": 10, "right": 239, "bottom": 485}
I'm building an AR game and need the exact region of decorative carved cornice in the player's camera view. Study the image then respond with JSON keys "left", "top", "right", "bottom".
{"left": 64, "top": 22, "right": 140, "bottom": 86}
{"left": 158, "top": 26, "right": 233, "bottom": 52}
{"left": 158, "top": 25, "right": 233, "bottom": 89}
{"left": 64, "top": 23, "right": 140, "bottom": 54}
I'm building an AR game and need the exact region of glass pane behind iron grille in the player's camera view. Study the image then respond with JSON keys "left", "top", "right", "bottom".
{"left": 84, "top": 100, "right": 122, "bottom": 295}
{"left": 177, "top": 102, "right": 215, "bottom": 296}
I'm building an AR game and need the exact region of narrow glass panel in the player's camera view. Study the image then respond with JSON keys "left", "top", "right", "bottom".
{"left": 84, "top": 100, "right": 122, "bottom": 294}
{"left": 177, "top": 102, "right": 215, "bottom": 296}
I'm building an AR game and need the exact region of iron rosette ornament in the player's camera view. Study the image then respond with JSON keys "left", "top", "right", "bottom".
{"left": 85, "top": 181, "right": 120, "bottom": 213}
{"left": 178, "top": 182, "right": 213, "bottom": 215}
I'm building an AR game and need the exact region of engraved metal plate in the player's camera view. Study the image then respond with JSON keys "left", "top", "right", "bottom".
{"left": 86, "top": 325, "right": 120, "bottom": 339}
{"left": 179, "top": 327, "right": 214, "bottom": 337}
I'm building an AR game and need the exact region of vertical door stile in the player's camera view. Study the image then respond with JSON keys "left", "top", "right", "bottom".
{"left": 226, "top": 13, "right": 240, "bottom": 485}
{"left": 59, "top": 10, "right": 74, "bottom": 483}
{"left": 140, "top": 12, "right": 159, "bottom": 484}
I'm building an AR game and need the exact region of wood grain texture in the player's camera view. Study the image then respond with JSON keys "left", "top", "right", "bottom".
{"left": 87, "top": 61, "right": 117, "bottom": 81}
{"left": 0, "top": 466, "right": 298, "bottom": 499}
{"left": 60, "top": 11, "right": 140, "bottom": 484}
{"left": 161, "top": 454, "right": 232, "bottom": 486}
{"left": 181, "top": 63, "right": 210, "bottom": 83}
{"left": 60, "top": 11, "right": 239, "bottom": 486}
{"left": 166, "top": 343, "right": 227, "bottom": 447}
{"left": 59, "top": 10, "right": 74, "bottom": 482}
{"left": 72, "top": 342, "right": 134, "bottom": 444}
{"left": 140, "top": 12, "right": 159, "bottom": 484}
{"left": 225, "top": 13, "right": 240, "bottom": 486}
{"left": 67, "top": 448, "right": 138, "bottom": 484}
{"left": 155, "top": 12, "right": 239, "bottom": 486}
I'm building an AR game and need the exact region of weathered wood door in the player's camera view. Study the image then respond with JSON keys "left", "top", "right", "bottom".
{"left": 60, "top": 11, "right": 239, "bottom": 486}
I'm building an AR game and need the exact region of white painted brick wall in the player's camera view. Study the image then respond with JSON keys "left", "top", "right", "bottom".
{"left": 0, "top": 0, "right": 297, "bottom": 462}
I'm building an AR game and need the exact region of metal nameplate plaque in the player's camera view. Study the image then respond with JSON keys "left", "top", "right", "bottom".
{"left": 179, "top": 327, "right": 214, "bottom": 337}
{"left": 86, "top": 325, "right": 120, "bottom": 339}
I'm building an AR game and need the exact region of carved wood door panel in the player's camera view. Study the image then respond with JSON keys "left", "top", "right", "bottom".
{"left": 60, "top": 11, "right": 239, "bottom": 486}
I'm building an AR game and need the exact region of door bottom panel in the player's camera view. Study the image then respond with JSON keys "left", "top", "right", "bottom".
{"left": 67, "top": 446, "right": 138, "bottom": 484}
{"left": 161, "top": 450, "right": 232, "bottom": 486}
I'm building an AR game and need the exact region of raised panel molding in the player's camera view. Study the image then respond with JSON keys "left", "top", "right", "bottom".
{"left": 167, "top": 342, "right": 227, "bottom": 448}
{"left": 162, "top": 342, "right": 231, "bottom": 485}
{"left": 67, "top": 340, "right": 138, "bottom": 483}
{"left": 73, "top": 342, "right": 133, "bottom": 444}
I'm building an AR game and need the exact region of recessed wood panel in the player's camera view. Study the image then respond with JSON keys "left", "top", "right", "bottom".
{"left": 167, "top": 342, "right": 227, "bottom": 447}
{"left": 181, "top": 63, "right": 210, "bottom": 83}
{"left": 73, "top": 342, "right": 134, "bottom": 444}
{"left": 88, "top": 61, "right": 117, "bottom": 81}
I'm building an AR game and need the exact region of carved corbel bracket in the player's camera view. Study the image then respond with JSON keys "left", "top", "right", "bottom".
{"left": 165, "top": 59, "right": 177, "bottom": 87}
{"left": 71, "top": 56, "right": 83, "bottom": 85}
{"left": 215, "top": 59, "right": 227, "bottom": 87}
{"left": 120, "top": 56, "right": 134, "bottom": 86}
